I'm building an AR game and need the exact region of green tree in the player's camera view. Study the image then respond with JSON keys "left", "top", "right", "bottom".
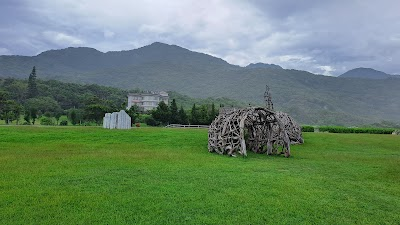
{"left": 30, "top": 108, "right": 38, "bottom": 125}
{"left": 2, "top": 79, "right": 27, "bottom": 103}
{"left": 40, "top": 117, "right": 55, "bottom": 125}
{"left": 151, "top": 101, "right": 170, "bottom": 125}
{"left": 178, "top": 106, "right": 188, "bottom": 124}
{"left": 145, "top": 115, "right": 159, "bottom": 126}
{"left": 27, "top": 66, "right": 38, "bottom": 99}
{"left": 24, "top": 112, "right": 31, "bottom": 125}
{"left": 198, "top": 105, "right": 209, "bottom": 125}
{"left": 68, "top": 108, "right": 81, "bottom": 125}
{"left": 126, "top": 105, "right": 140, "bottom": 124}
{"left": 169, "top": 99, "right": 179, "bottom": 124}
{"left": 84, "top": 104, "right": 108, "bottom": 125}
{"left": 25, "top": 97, "right": 62, "bottom": 118}
{"left": 54, "top": 109, "right": 64, "bottom": 125}
{"left": 190, "top": 104, "right": 199, "bottom": 124}
{"left": 0, "top": 100, "right": 21, "bottom": 124}
{"left": 13, "top": 104, "right": 23, "bottom": 125}
{"left": 208, "top": 103, "right": 217, "bottom": 124}
{"left": 0, "top": 91, "right": 24, "bottom": 124}
{"left": 0, "top": 91, "right": 9, "bottom": 117}
{"left": 83, "top": 95, "right": 114, "bottom": 125}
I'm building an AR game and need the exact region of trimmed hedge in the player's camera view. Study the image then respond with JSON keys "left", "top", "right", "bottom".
{"left": 318, "top": 126, "right": 395, "bottom": 134}
{"left": 301, "top": 126, "right": 315, "bottom": 132}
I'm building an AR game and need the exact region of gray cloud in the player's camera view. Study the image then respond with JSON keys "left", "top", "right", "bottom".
{"left": 0, "top": 0, "right": 399, "bottom": 75}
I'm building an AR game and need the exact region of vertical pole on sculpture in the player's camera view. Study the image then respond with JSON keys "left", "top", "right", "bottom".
{"left": 264, "top": 85, "right": 274, "bottom": 110}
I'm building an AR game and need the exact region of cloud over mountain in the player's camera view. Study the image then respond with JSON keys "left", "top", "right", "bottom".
{"left": 0, "top": 0, "right": 399, "bottom": 75}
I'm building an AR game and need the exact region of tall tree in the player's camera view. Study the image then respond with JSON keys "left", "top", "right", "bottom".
{"left": 169, "top": 99, "right": 179, "bottom": 124}
{"left": 198, "top": 105, "right": 209, "bottom": 125}
{"left": 54, "top": 109, "right": 64, "bottom": 125}
{"left": 68, "top": 108, "right": 80, "bottom": 125}
{"left": 190, "top": 104, "right": 199, "bottom": 124}
{"left": 30, "top": 108, "right": 38, "bottom": 125}
{"left": 24, "top": 111, "right": 31, "bottom": 125}
{"left": 209, "top": 103, "right": 217, "bottom": 124}
{"left": 151, "top": 101, "right": 170, "bottom": 125}
{"left": 13, "top": 104, "right": 23, "bottom": 125}
{"left": 178, "top": 106, "right": 188, "bottom": 124}
{"left": 126, "top": 105, "right": 140, "bottom": 124}
{"left": 0, "top": 91, "right": 9, "bottom": 116}
{"left": 27, "top": 66, "right": 38, "bottom": 99}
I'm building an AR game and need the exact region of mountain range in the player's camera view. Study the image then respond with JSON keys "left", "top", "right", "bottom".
{"left": 339, "top": 67, "right": 395, "bottom": 79}
{"left": 0, "top": 42, "right": 399, "bottom": 126}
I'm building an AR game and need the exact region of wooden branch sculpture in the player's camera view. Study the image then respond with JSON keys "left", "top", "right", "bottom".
{"left": 208, "top": 107, "right": 292, "bottom": 157}
{"left": 208, "top": 85, "right": 303, "bottom": 158}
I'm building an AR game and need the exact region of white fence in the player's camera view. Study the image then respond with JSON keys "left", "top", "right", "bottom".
{"left": 165, "top": 124, "right": 209, "bottom": 128}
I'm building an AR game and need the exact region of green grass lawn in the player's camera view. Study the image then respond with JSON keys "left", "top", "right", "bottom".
{"left": 0, "top": 126, "right": 399, "bottom": 224}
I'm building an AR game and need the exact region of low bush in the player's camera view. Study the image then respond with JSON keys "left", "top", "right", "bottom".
{"left": 301, "top": 125, "right": 314, "bottom": 132}
{"left": 145, "top": 116, "right": 159, "bottom": 126}
{"left": 40, "top": 117, "right": 55, "bottom": 126}
{"left": 59, "top": 120, "right": 68, "bottom": 126}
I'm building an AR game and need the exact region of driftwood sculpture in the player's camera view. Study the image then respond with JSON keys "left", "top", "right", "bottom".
{"left": 208, "top": 107, "right": 291, "bottom": 157}
{"left": 208, "top": 85, "right": 303, "bottom": 158}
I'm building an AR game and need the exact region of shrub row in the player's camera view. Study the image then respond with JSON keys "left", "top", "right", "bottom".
{"left": 301, "top": 126, "right": 315, "bottom": 132}
{"left": 318, "top": 126, "right": 395, "bottom": 134}
{"left": 300, "top": 125, "right": 396, "bottom": 134}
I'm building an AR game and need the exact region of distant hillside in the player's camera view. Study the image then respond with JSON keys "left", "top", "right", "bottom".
{"left": 339, "top": 68, "right": 391, "bottom": 79}
{"left": 246, "top": 63, "right": 283, "bottom": 70}
{"left": 1, "top": 42, "right": 399, "bottom": 126}
{"left": 0, "top": 77, "right": 244, "bottom": 111}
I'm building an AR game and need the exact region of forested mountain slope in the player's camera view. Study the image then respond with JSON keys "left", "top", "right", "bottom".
{"left": 1, "top": 42, "right": 399, "bottom": 126}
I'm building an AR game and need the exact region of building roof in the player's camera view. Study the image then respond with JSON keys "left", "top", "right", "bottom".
{"left": 128, "top": 91, "right": 169, "bottom": 97}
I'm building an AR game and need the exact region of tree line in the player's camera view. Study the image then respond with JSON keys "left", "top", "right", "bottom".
{"left": 144, "top": 100, "right": 218, "bottom": 126}
{"left": 1, "top": 66, "right": 127, "bottom": 125}
{"left": 0, "top": 67, "right": 220, "bottom": 126}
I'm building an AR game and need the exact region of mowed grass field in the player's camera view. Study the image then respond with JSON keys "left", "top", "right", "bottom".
{"left": 0, "top": 126, "right": 399, "bottom": 224}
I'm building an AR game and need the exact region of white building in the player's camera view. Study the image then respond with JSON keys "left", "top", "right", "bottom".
{"left": 127, "top": 91, "right": 169, "bottom": 111}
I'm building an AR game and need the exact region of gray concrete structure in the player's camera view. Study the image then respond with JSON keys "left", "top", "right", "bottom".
{"left": 103, "top": 113, "right": 111, "bottom": 128}
{"left": 103, "top": 110, "right": 131, "bottom": 129}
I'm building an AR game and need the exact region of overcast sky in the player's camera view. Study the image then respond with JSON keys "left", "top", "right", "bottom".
{"left": 1, "top": 0, "right": 399, "bottom": 75}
